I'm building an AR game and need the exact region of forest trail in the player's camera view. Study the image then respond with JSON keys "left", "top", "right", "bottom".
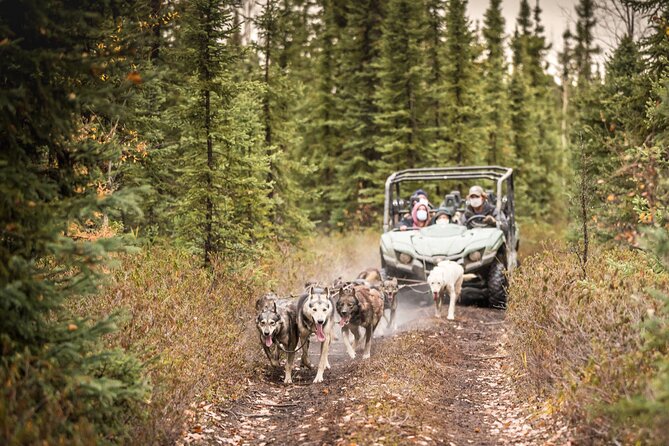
{"left": 179, "top": 291, "right": 570, "bottom": 445}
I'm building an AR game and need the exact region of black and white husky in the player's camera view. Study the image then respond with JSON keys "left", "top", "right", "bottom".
{"left": 255, "top": 294, "right": 300, "bottom": 384}
{"left": 296, "top": 286, "right": 335, "bottom": 383}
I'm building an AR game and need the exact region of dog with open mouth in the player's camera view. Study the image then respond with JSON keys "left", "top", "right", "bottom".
{"left": 255, "top": 294, "right": 300, "bottom": 384}
{"left": 427, "top": 260, "right": 476, "bottom": 320}
{"left": 296, "top": 286, "right": 335, "bottom": 383}
{"left": 336, "top": 284, "right": 384, "bottom": 359}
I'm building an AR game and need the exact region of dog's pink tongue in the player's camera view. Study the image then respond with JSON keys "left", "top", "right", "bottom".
{"left": 315, "top": 323, "right": 326, "bottom": 342}
{"left": 433, "top": 292, "right": 439, "bottom": 302}
{"left": 265, "top": 336, "right": 273, "bottom": 347}
{"left": 339, "top": 316, "right": 349, "bottom": 327}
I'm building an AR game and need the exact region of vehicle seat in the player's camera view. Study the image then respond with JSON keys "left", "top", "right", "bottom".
{"left": 450, "top": 190, "right": 462, "bottom": 208}
{"left": 486, "top": 189, "right": 497, "bottom": 206}
{"left": 442, "top": 193, "right": 459, "bottom": 215}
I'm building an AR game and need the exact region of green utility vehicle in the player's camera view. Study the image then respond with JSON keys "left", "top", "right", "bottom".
{"left": 380, "top": 166, "right": 518, "bottom": 307}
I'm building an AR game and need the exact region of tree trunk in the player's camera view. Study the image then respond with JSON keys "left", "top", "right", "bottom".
{"left": 263, "top": 6, "right": 274, "bottom": 202}
{"left": 204, "top": 89, "right": 213, "bottom": 267}
{"left": 203, "top": 10, "right": 213, "bottom": 267}
{"left": 561, "top": 77, "right": 569, "bottom": 152}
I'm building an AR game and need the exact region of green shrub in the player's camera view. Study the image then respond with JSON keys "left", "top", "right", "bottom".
{"left": 507, "top": 245, "right": 669, "bottom": 444}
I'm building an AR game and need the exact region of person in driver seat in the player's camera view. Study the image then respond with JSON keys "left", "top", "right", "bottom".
{"left": 459, "top": 186, "right": 508, "bottom": 231}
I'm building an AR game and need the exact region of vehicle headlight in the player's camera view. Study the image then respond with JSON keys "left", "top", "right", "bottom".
{"left": 398, "top": 253, "right": 413, "bottom": 264}
{"left": 468, "top": 251, "right": 482, "bottom": 262}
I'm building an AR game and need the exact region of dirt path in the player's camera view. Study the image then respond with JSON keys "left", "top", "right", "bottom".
{"left": 179, "top": 290, "right": 569, "bottom": 445}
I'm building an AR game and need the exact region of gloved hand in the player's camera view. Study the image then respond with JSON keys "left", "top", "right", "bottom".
{"left": 483, "top": 215, "right": 496, "bottom": 225}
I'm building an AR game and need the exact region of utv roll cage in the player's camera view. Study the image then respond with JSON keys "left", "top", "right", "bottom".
{"left": 382, "top": 166, "right": 518, "bottom": 271}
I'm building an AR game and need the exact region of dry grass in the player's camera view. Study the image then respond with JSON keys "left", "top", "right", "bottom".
{"left": 516, "top": 217, "right": 568, "bottom": 260}
{"left": 506, "top": 245, "right": 669, "bottom": 444}
{"left": 73, "top": 248, "right": 263, "bottom": 443}
{"left": 72, "top": 230, "right": 381, "bottom": 443}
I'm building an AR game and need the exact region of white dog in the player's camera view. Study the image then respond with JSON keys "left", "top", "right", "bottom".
{"left": 427, "top": 260, "right": 476, "bottom": 320}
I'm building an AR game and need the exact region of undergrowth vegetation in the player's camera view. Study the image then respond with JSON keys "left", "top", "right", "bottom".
{"left": 72, "top": 230, "right": 379, "bottom": 443}
{"left": 507, "top": 245, "right": 669, "bottom": 444}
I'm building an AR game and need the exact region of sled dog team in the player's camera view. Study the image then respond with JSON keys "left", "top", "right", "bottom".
{"left": 256, "top": 260, "right": 472, "bottom": 384}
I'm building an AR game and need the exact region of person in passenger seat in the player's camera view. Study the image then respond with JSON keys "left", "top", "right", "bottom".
{"left": 433, "top": 208, "right": 452, "bottom": 225}
{"left": 397, "top": 189, "right": 431, "bottom": 229}
{"left": 397, "top": 201, "right": 431, "bottom": 231}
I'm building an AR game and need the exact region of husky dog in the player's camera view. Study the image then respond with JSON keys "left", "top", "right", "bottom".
{"left": 255, "top": 295, "right": 300, "bottom": 384}
{"left": 336, "top": 284, "right": 384, "bottom": 359}
{"left": 357, "top": 268, "right": 400, "bottom": 330}
{"left": 379, "top": 276, "right": 399, "bottom": 329}
{"left": 427, "top": 260, "right": 476, "bottom": 320}
{"left": 296, "top": 286, "right": 336, "bottom": 383}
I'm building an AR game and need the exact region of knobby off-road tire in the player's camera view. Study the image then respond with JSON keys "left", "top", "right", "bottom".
{"left": 487, "top": 260, "right": 508, "bottom": 308}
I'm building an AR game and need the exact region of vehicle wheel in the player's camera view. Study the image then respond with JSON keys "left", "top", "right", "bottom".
{"left": 487, "top": 260, "right": 508, "bottom": 309}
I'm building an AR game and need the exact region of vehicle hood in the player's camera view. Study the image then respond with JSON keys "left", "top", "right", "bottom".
{"left": 382, "top": 224, "right": 503, "bottom": 257}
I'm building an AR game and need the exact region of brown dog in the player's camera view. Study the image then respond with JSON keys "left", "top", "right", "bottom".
{"left": 336, "top": 284, "right": 384, "bottom": 359}
{"left": 357, "top": 268, "right": 400, "bottom": 330}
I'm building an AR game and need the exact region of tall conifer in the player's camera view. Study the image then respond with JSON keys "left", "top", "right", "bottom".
{"left": 423, "top": 0, "right": 448, "bottom": 159}
{"left": 441, "top": 0, "right": 485, "bottom": 165}
{"left": 509, "top": 3, "right": 539, "bottom": 214}
{"left": 482, "top": 0, "right": 511, "bottom": 165}
{"left": 375, "top": 0, "right": 427, "bottom": 173}
{"left": 172, "top": 0, "right": 273, "bottom": 264}
{"left": 574, "top": 0, "right": 600, "bottom": 84}
{"left": 297, "top": 0, "right": 344, "bottom": 225}
{"left": 331, "top": 0, "right": 384, "bottom": 225}
{"left": 255, "top": 0, "right": 313, "bottom": 236}
{"left": 0, "top": 1, "right": 148, "bottom": 441}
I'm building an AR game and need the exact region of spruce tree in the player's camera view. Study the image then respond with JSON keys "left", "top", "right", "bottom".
{"left": 558, "top": 28, "right": 574, "bottom": 152}
{"left": 574, "top": 0, "right": 600, "bottom": 84}
{"left": 375, "top": 0, "right": 429, "bottom": 193}
{"left": 171, "top": 0, "right": 273, "bottom": 264}
{"left": 331, "top": 0, "right": 384, "bottom": 226}
{"left": 509, "top": 6, "right": 539, "bottom": 215}
{"left": 0, "top": 1, "right": 148, "bottom": 442}
{"left": 527, "top": 0, "right": 564, "bottom": 214}
{"left": 481, "top": 0, "right": 512, "bottom": 165}
{"left": 255, "top": 0, "right": 313, "bottom": 236}
{"left": 441, "top": 0, "right": 485, "bottom": 165}
{"left": 297, "top": 0, "right": 345, "bottom": 225}
{"left": 624, "top": 0, "right": 669, "bottom": 75}
{"left": 423, "top": 0, "right": 448, "bottom": 160}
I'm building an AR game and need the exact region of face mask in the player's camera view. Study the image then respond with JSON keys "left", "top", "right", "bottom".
{"left": 416, "top": 209, "right": 428, "bottom": 221}
{"left": 436, "top": 218, "right": 449, "bottom": 225}
{"left": 470, "top": 198, "right": 483, "bottom": 208}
